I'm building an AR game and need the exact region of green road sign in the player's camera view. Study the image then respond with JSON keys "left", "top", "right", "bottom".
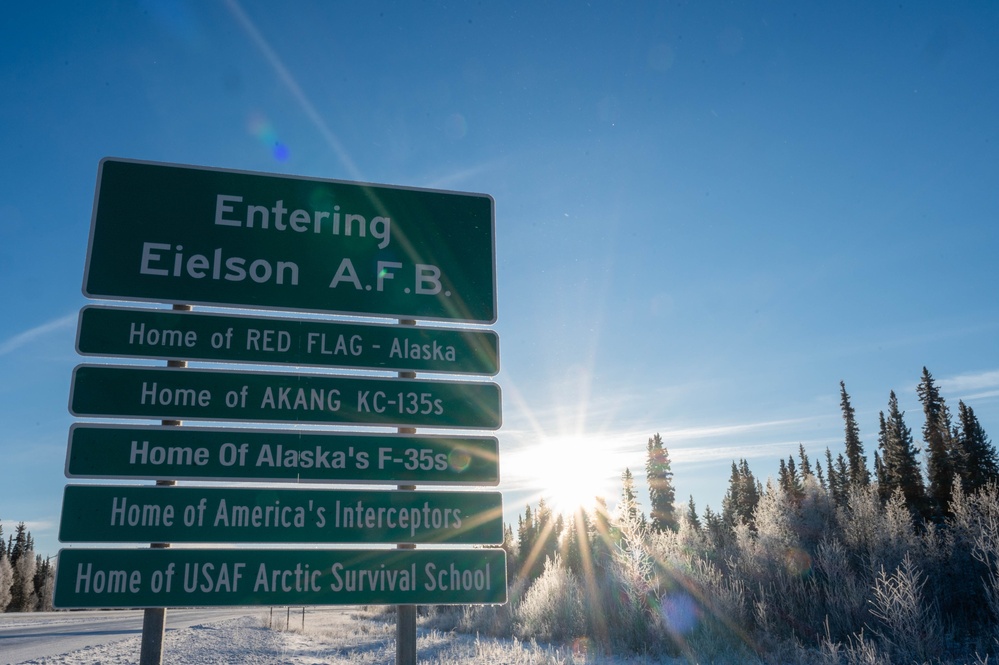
{"left": 59, "top": 485, "right": 503, "bottom": 545}
{"left": 66, "top": 424, "right": 499, "bottom": 485}
{"left": 77, "top": 305, "right": 499, "bottom": 375}
{"left": 54, "top": 547, "right": 507, "bottom": 608}
{"left": 83, "top": 158, "right": 496, "bottom": 323}
{"left": 69, "top": 365, "right": 501, "bottom": 429}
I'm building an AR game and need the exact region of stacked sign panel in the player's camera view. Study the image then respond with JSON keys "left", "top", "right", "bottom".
{"left": 55, "top": 158, "right": 506, "bottom": 609}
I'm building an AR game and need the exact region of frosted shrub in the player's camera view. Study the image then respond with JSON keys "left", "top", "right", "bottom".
{"left": 601, "top": 543, "right": 659, "bottom": 651}
{"left": 642, "top": 524, "right": 751, "bottom": 658}
{"left": 515, "top": 554, "right": 584, "bottom": 642}
{"left": 0, "top": 557, "right": 12, "bottom": 611}
{"left": 815, "top": 537, "right": 868, "bottom": 641}
{"left": 839, "top": 486, "right": 917, "bottom": 579}
{"left": 868, "top": 553, "right": 942, "bottom": 663}
{"left": 797, "top": 476, "right": 837, "bottom": 550}
{"left": 970, "top": 484, "right": 999, "bottom": 639}
{"left": 753, "top": 482, "right": 796, "bottom": 566}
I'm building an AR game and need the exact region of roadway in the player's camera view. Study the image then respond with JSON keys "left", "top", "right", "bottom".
{"left": 0, "top": 608, "right": 259, "bottom": 664}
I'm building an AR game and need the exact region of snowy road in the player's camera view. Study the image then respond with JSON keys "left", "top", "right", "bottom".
{"left": 0, "top": 608, "right": 258, "bottom": 664}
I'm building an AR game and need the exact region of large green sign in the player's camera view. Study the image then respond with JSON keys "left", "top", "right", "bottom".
{"left": 83, "top": 158, "right": 496, "bottom": 323}
{"left": 59, "top": 485, "right": 503, "bottom": 544}
{"left": 77, "top": 305, "right": 499, "bottom": 375}
{"left": 69, "top": 365, "right": 501, "bottom": 429}
{"left": 54, "top": 547, "right": 507, "bottom": 608}
{"left": 66, "top": 424, "right": 499, "bottom": 485}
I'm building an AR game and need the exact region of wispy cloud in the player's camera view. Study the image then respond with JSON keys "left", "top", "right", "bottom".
{"left": 938, "top": 369, "right": 999, "bottom": 395}
{"left": 657, "top": 416, "right": 824, "bottom": 443}
{"left": 425, "top": 160, "right": 505, "bottom": 190}
{"left": 961, "top": 389, "right": 999, "bottom": 402}
{"left": 0, "top": 313, "right": 76, "bottom": 356}
{"left": 670, "top": 437, "right": 840, "bottom": 465}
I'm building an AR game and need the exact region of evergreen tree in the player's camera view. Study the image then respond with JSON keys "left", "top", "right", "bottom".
{"left": 798, "top": 443, "right": 813, "bottom": 479}
{"left": 840, "top": 381, "right": 871, "bottom": 487}
{"left": 917, "top": 367, "right": 955, "bottom": 514}
{"left": 722, "top": 459, "right": 760, "bottom": 528}
{"left": 778, "top": 458, "right": 790, "bottom": 494}
{"left": 561, "top": 509, "right": 590, "bottom": 576}
{"left": 739, "top": 459, "right": 762, "bottom": 520}
{"left": 814, "top": 458, "right": 827, "bottom": 490}
{"left": 957, "top": 400, "right": 999, "bottom": 493}
{"left": 685, "top": 495, "right": 701, "bottom": 530}
{"left": 590, "top": 496, "right": 614, "bottom": 572}
{"left": 877, "top": 390, "right": 925, "bottom": 513}
{"left": 516, "top": 505, "right": 537, "bottom": 579}
{"left": 9, "top": 522, "right": 28, "bottom": 566}
{"left": 834, "top": 453, "right": 849, "bottom": 502}
{"left": 721, "top": 461, "right": 742, "bottom": 527}
{"left": 535, "top": 498, "right": 559, "bottom": 577}
{"left": 618, "top": 468, "right": 642, "bottom": 526}
{"left": 9, "top": 523, "right": 35, "bottom": 612}
{"left": 646, "top": 433, "right": 678, "bottom": 531}
{"left": 874, "top": 449, "right": 887, "bottom": 499}
{"left": 702, "top": 505, "right": 726, "bottom": 550}
{"left": 786, "top": 454, "right": 804, "bottom": 503}
{"left": 826, "top": 447, "right": 845, "bottom": 505}
{"left": 499, "top": 523, "right": 517, "bottom": 579}
{"left": 33, "top": 555, "right": 54, "bottom": 612}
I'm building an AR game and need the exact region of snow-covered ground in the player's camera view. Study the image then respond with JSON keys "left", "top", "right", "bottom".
{"left": 7, "top": 609, "right": 660, "bottom": 664}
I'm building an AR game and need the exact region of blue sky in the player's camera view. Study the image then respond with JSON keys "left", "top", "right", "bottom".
{"left": 3, "top": 1, "right": 999, "bottom": 557}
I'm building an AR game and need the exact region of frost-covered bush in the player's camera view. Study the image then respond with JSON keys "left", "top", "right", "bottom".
{"left": 868, "top": 553, "right": 942, "bottom": 663}
{"left": 814, "top": 537, "right": 868, "bottom": 641}
{"left": 514, "top": 555, "right": 584, "bottom": 642}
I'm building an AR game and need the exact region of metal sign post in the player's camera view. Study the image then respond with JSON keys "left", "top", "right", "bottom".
{"left": 141, "top": 304, "right": 188, "bottom": 665}
{"left": 397, "top": 319, "right": 417, "bottom": 665}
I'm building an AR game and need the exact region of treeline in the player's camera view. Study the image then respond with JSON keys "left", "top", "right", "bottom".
{"left": 431, "top": 367, "right": 999, "bottom": 664}
{"left": 0, "top": 520, "right": 55, "bottom": 612}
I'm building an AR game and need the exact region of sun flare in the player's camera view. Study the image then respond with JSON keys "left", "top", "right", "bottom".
{"left": 520, "top": 435, "right": 619, "bottom": 515}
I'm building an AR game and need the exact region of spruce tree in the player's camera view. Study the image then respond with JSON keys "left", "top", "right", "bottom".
{"left": 685, "top": 495, "right": 701, "bottom": 530}
{"left": 721, "top": 461, "right": 742, "bottom": 527}
{"left": 917, "top": 367, "right": 955, "bottom": 514}
{"left": 798, "top": 443, "right": 813, "bottom": 479}
{"left": 702, "top": 505, "right": 725, "bottom": 549}
{"left": 957, "top": 400, "right": 999, "bottom": 493}
{"left": 874, "top": 449, "right": 888, "bottom": 501}
{"left": 618, "top": 468, "right": 642, "bottom": 526}
{"left": 877, "top": 390, "right": 925, "bottom": 514}
{"left": 516, "top": 505, "right": 536, "bottom": 579}
{"left": 786, "top": 454, "right": 804, "bottom": 503}
{"left": 590, "top": 496, "right": 614, "bottom": 571}
{"left": 9, "top": 523, "right": 35, "bottom": 612}
{"left": 840, "top": 381, "right": 870, "bottom": 487}
{"left": 646, "top": 433, "right": 678, "bottom": 532}
{"left": 834, "top": 453, "right": 849, "bottom": 501}
{"left": 739, "top": 458, "right": 761, "bottom": 521}
{"left": 722, "top": 459, "right": 760, "bottom": 529}
{"left": 535, "top": 498, "right": 559, "bottom": 577}
{"left": 778, "top": 458, "right": 790, "bottom": 494}
{"left": 826, "top": 447, "right": 845, "bottom": 505}
{"left": 814, "top": 459, "right": 827, "bottom": 490}
{"left": 562, "top": 509, "right": 590, "bottom": 576}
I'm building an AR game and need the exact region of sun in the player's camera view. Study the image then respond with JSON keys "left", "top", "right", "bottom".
{"left": 520, "top": 435, "right": 619, "bottom": 515}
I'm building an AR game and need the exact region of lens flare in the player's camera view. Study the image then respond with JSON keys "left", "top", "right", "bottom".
{"left": 785, "top": 548, "right": 813, "bottom": 577}
{"left": 448, "top": 449, "right": 472, "bottom": 473}
{"left": 660, "top": 591, "right": 701, "bottom": 635}
{"left": 247, "top": 112, "right": 290, "bottom": 162}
